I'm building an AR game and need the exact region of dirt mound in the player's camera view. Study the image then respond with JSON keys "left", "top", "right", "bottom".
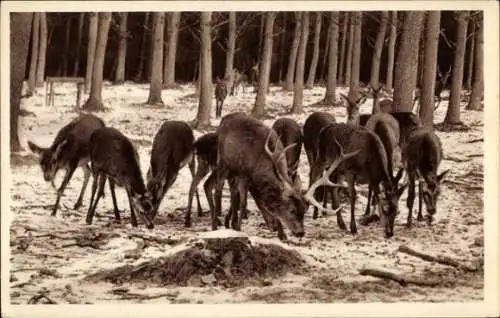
{"left": 85, "top": 230, "right": 305, "bottom": 287}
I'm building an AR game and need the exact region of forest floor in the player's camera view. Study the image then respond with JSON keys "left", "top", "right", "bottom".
{"left": 8, "top": 82, "right": 484, "bottom": 304}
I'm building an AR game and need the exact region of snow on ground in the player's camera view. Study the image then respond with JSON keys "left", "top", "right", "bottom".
{"left": 9, "top": 82, "right": 484, "bottom": 304}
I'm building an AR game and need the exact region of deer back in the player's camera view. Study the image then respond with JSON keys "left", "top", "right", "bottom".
{"left": 403, "top": 127, "right": 443, "bottom": 177}
{"left": 272, "top": 118, "right": 303, "bottom": 172}
{"left": 365, "top": 113, "right": 401, "bottom": 175}
{"left": 303, "top": 112, "right": 336, "bottom": 164}
{"left": 389, "top": 111, "right": 421, "bottom": 147}
{"left": 193, "top": 132, "right": 218, "bottom": 169}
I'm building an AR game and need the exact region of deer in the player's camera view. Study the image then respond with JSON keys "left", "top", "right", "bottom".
{"left": 402, "top": 127, "right": 449, "bottom": 227}
{"left": 231, "top": 69, "right": 248, "bottom": 96}
{"left": 339, "top": 92, "right": 369, "bottom": 126}
{"left": 145, "top": 121, "right": 200, "bottom": 226}
{"left": 215, "top": 77, "right": 228, "bottom": 118}
{"left": 413, "top": 65, "right": 452, "bottom": 112}
{"left": 271, "top": 117, "right": 303, "bottom": 189}
{"left": 303, "top": 112, "right": 337, "bottom": 219}
{"left": 85, "top": 127, "right": 154, "bottom": 229}
{"left": 28, "top": 114, "right": 105, "bottom": 216}
{"left": 311, "top": 123, "right": 406, "bottom": 238}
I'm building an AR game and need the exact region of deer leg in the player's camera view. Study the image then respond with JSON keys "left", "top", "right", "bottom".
{"left": 348, "top": 178, "right": 358, "bottom": 235}
{"left": 126, "top": 189, "right": 138, "bottom": 227}
{"left": 186, "top": 161, "right": 208, "bottom": 227}
{"left": 276, "top": 220, "right": 288, "bottom": 242}
{"left": 240, "top": 187, "right": 249, "bottom": 220}
{"left": 86, "top": 173, "right": 106, "bottom": 224}
{"left": 234, "top": 178, "right": 248, "bottom": 231}
{"left": 417, "top": 179, "right": 424, "bottom": 221}
{"left": 364, "top": 185, "right": 372, "bottom": 216}
{"left": 85, "top": 172, "right": 100, "bottom": 225}
{"left": 73, "top": 164, "right": 91, "bottom": 210}
{"left": 108, "top": 179, "right": 121, "bottom": 222}
{"left": 406, "top": 170, "right": 416, "bottom": 227}
{"left": 52, "top": 165, "right": 77, "bottom": 216}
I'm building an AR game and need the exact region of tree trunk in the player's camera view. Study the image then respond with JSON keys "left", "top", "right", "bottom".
{"left": 338, "top": 12, "right": 348, "bottom": 85}
{"left": 147, "top": 13, "right": 156, "bottom": 82}
{"left": 114, "top": 12, "right": 128, "bottom": 84}
{"left": 465, "top": 18, "right": 475, "bottom": 90}
{"left": 195, "top": 12, "right": 213, "bottom": 129}
{"left": 419, "top": 11, "right": 441, "bottom": 128}
{"left": 62, "top": 17, "right": 71, "bottom": 76}
{"left": 35, "top": 12, "right": 47, "bottom": 86}
{"left": 348, "top": 12, "right": 362, "bottom": 100}
{"left": 345, "top": 14, "right": 354, "bottom": 87}
{"left": 320, "top": 20, "right": 331, "bottom": 81}
{"left": 466, "top": 14, "right": 483, "bottom": 110}
{"left": 27, "top": 12, "right": 40, "bottom": 96}
{"left": 252, "top": 12, "right": 277, "bottom": 117}
{"left": 324, "top": 12, "right": 339, "bottom": 105}
{"left": 146, "top": 12, "right": 165, "bottom": 105}
{"left": 444, "top": 11, "right": 469, "bottom": 124}
{"left": 259, "top": 14, "right": 265, "bottom": 58}
{"left": 386, "top": 11, "right": 397, "bottom": 89}
{"left": 164, "top": 12, "right": 181, "bottom": 88}
{"left": 135, "top": 12, "right": 150, "bottom": 82}
{"left": 72, "top": 13, "right": 84, "bottom": 77}
{"left": 284, "top": 12, "right": 301, "bottom": 91}
{"left": 393, "top": 12, "right": 424, "bottom": 112}
{"left": 224, "top": 12, "right": 236, "bottom": 90}
{"left": 369, "top": 11, "right": 388, "bottom": 88}
{"left": 85, "top": 13, "right": 98, "bottom": 92}
{"left": 10, "top": 13, "right": 33, "bottom": 152}
{"left": 291, "top": 12, "right": 309, "bottom": 113}
{"left": 305, "top": 12, "right": 322, "bottom": 89}
{"left": 82, "top": 12, "right": 112, "bottom": 111}
{"left": 278, "top": 12, "right": 287, "bottom": 82}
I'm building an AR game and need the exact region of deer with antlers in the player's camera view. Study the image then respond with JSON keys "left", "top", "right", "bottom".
{"left": 311, "top": 123, "right": 406, "bottom": 238}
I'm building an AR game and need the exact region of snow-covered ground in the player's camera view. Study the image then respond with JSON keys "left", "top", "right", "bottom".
{"left": 8, "top": 82, "right": 484, "bottom": 304}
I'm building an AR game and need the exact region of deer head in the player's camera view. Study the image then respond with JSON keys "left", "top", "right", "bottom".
{"left": 340, "top": 92, "right": 368, "bottom": 124}
{"left": 378, "top": 168, "right": 408, "bottom": 238}
{"left": 28, "top": 139, "right": 68, "bottom": 183}
{"left": 421, "top": 169, "right": 449, "bottom": 224}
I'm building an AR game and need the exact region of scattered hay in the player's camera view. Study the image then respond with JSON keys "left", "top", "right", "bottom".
{"left": 434, "top": 122, "right": 471, "bottom": 132}
{"left": 85, "top": 230, "right": 305, "bottom": 287}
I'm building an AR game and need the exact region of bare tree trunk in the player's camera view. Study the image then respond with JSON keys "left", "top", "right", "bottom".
{"left": 114, "top": 12, "right": 128, "bottom": 84}
{"left": 10, "top": 13, "right": 33, "bottom": 152}
{"left": 82, "top": 12, "right": 112, "bottom": 111}
{"left": 284, "top": 12, "right": 301, "bottom": 91}
{"left": 345, "top": 14, "right": 354, "bottom": 86}
{"left": 164, "top": 12, "right": 181, "bottom": 88}
{"left": 146, "top": 12, "right": 165, "bottom": 105}
{"left": 195, "top": 12, "right": 213, "bottom": 129}
{"left": 278, "top": 12, "right": 287, "bottom": 82}
{"left": 27, "top": 12, "right": 40, "bottom": 96}
{"left": 444, "top": 11, "right": 469, "bottom": 125}
{"left": 85, "top": 13, "right": 98, "bottom": 92}
{"left": 466, "top": 14, "right": 483, "bottom": 110}
{"left": 320, "top": 20, "right": 331, "bottom": 81}
{"left": 258, "top": 14, "right": 265, "bottom": 58}
{"left": 306, "top": 12, "right": 322, "bottom": 89}
{"left": 61, "top": 17, "right": 71, "bottom": 76}
{"left": 224, "top": 12, "right": 236, "bottom": 90}
{"left": 135, "top": 12, "right": 150, "bottom": 82}
{"left": 147, "top": 13, "right": 156, "bottom": 82}
{"left": 386, "top": 11, "right": 397, "bottom": 89}
{"left": 348, "top": 12, "right": 362, "bottom": 100}
{"left": 252, "top": 12, "right": 277, "bottom": 117}
{"left": 324, "top": 12, "right": 339, "bottom": 105}
{"left": 393, "top": 12, "right": 424, "bottom": 112}
{"left": 72, "top": 13, "right": 84, "bottom": 77}
{"left": 419, "top": 11, "right": 441, "bottom": 128}
{"left": 338, "top": 12, "right": 348, "bottom": 85}
{"left": 369, "top": 11, "right": 388, "bottom": 88}
{"left": 291, "top": 12, "right": 310, "bottom": 113}
{"left": 465, "top": 18, "right": 475, "bottom": 90}
{"left": 35, "top": 12, "right": 47, "bottom": 86}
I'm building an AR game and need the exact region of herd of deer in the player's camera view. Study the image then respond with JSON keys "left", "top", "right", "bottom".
{"left": 26, "top": 83, "right": 449, "bottom": 242}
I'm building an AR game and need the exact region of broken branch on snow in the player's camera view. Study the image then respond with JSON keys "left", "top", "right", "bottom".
{"left": 397, "top": 245, "right": 478, "bottom": 272}
{"left": 359, "top": 268, "right": 440, "bottom": 287}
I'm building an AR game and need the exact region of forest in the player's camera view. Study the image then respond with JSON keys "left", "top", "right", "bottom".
{"left": 7, "top": 10, "right": 486, "bottom": 306}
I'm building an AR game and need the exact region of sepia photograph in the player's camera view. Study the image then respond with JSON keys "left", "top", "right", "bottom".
{"left": 1, "top": 1, "right": 499, "bottom": 317}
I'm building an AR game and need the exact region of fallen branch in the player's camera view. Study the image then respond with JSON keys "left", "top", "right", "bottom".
{"left": 128, "top": 233, "right": 180, "bottom": 246}
{"left": 467, "top": 138, "right": 483, "bottom": 143}
{"left": 397, "top": 245, "right": 478, "bottom": 272}
{"left": 27, "top": 293, "right": 57, "bottom": 304}
{"left": 444, "top": 156, "right": 471, "bottom": 163}
{"left": 116, "top": 291, "right": 179, "bottom": 300}
{"left": 359, "top": 268, "right": 440, "bottom": 287}
{"left": 467, "top": 154, "right": 483, "bottom": 158}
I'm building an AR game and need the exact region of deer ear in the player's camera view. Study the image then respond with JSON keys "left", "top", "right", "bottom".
{"left": 394, "top": 168, "right": 404, "bottom": 183}
{"left": 357, "top": 95, "right": 368, "bottom": 105}
{"left": 27, "top": 141, "right": 45, "bottom": 155}
{"left": 396, "top": 183, "right": 408, "bottom": 198}
{"left": 437, "top": 169, "right": 450, "bottom": 182}
{"left": 339, "top": 93, "right": 349, "bottom": 104}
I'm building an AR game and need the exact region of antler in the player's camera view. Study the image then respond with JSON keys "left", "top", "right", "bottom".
{"left": 303, "top": 138, "right": 360, "bottom": 214}
{"left": 264, "top": 131, "right": 297, "bottom": 183}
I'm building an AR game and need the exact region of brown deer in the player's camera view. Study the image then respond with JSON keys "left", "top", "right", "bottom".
{"left": 86, "top": 127, "right": 154, "bottom": 229}
{"left": 215, "top": 77, "right": 228, "bottom": 118}
{"left": 312, "top": 123, "right": 406, "bottom": 238}
{"left": 28, "top": 114, "right": 105, "bottom": 216}
{"left": 231, "top": 69, "right": 247, "bottom": 96}
{"left": 403, "top": 127, "right": 449, "bottom": 226}
{"left": 303, "top": 112, "right": 337, "bottom": 219}
{"left": 339, "top": 92, "right": 368, "bottom": 125}
{"left": 146, "top": 121, "right": 199, "bottom": 225}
